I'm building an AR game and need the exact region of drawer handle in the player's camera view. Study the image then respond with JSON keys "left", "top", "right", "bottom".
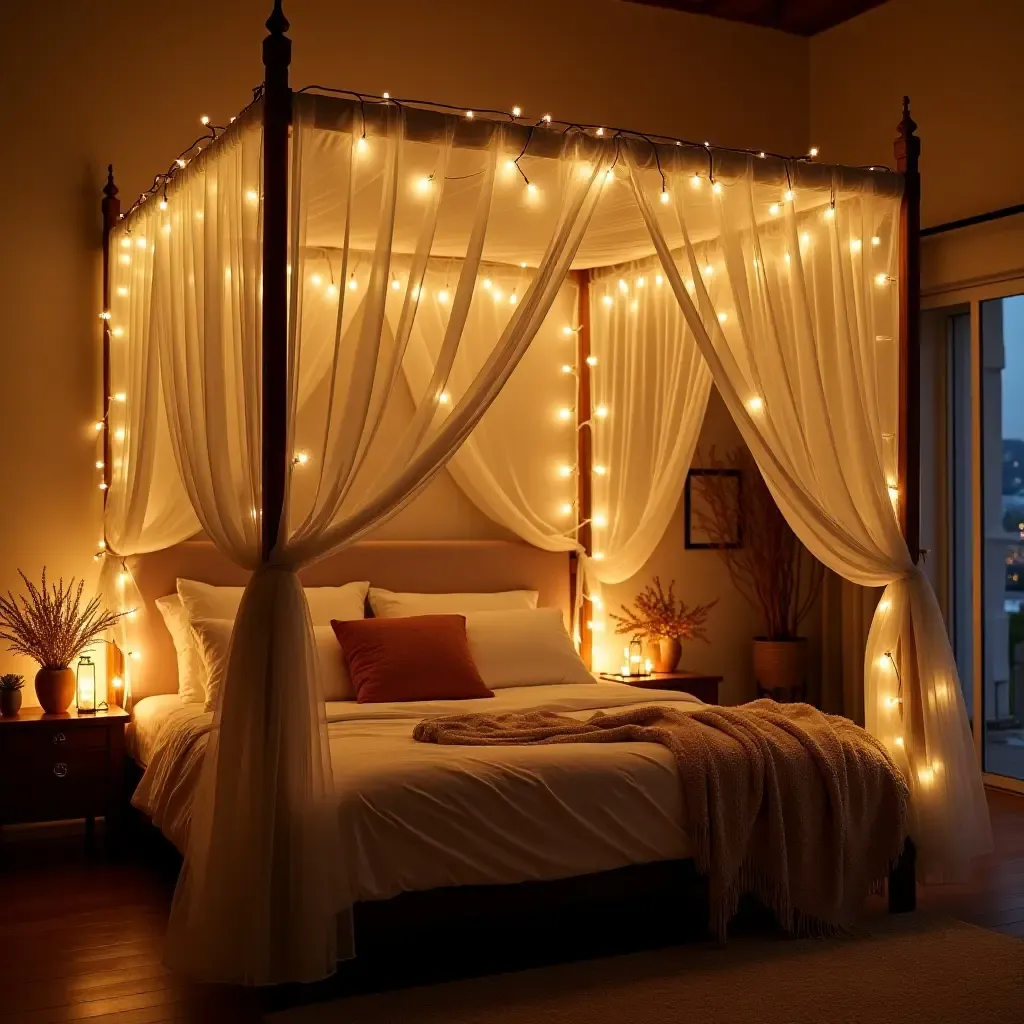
{"left": 53, "top": 762, "right": 68, "bottom": 778}
{"left": 52, "top": 732, "right": 66, "bottom": 745}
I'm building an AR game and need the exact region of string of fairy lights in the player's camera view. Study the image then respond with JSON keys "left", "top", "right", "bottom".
{"left": 99, "top": 95, "right": 923, "bottom": 766}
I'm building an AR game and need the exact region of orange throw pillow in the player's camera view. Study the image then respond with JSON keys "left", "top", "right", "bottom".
{"left": 330, "top": 614, "right": 494, "bottom": 703}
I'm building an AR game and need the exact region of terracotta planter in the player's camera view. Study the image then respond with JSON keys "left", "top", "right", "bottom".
{"left": 0, "top": 688, "right": 22, "bottom": 717}
{"left": 35, "top": 667, "right": 75, "bottom": 714}
{"left": 654, "top": 637, "right": 683, "bottom": 673}
{"left": 753, "top": 638, "right": 808, "bottom": 703}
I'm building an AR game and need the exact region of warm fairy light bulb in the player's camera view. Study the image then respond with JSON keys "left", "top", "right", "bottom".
{"left": 557, "top": 407, "right": 572, "bottom": 421}
{"left": 746, "top": 396, "right": 764, "bottom": 414}
{"left": 391, "top": 278, "right": 401, "bottom": 291}
{"left": 784, "top": 189, "right": 795, "bottom": 202}
{"left": 871, "top": 236, "right": 881, "bottom": 246}
{"left": 200, "top": 115, "right": 210, "bottom": 126}
{"left": 246, "top": 189, "right": 260, "bottom": 203}
{"left": 94, "top": 420, "right": 104, "bottom": 432}
{"left": 95, "top": 460, "right": 104, "bottom": 469}
{"left": 800, "top": 232, "right": 811, "bottom": 247}
{"left": 769, "top": 204, "right": 780, "bottom": 217}
{"left": 602, "top": 295, "right": 613, "bottom": 307}
{"left": 655, "top": 274, "right": 663, "bottom": 286}
{"left": 482, "top": 279, "right": 492, "bottom": 290}
{"left": 561, "top": 364, "right": 574, "bottom": 375}
{"left": 784, "top": 252, "right": 792, "bottom": 265}
{"left": 325, "top": 283, "right": 339, "bottom": 298}
{"left": 99, "top": 481, "right": 108, "bottom": 490}
{"left": 712, "top": 181, "right": 722, "bottom": 195}
{"left": 878, "top": 655, "right": 891, "bottom": 670}
{"left": 558, "top": 464, "right": 573, "bottom": 478}
{"left": 917, "top": 766, "right": 935, "bottom": 785}
{"left": 758, "top": 151, "right": 766, "bottom": 159}
{"left": 438, "top": 391, "right": 451, "bottom": 405}
{"left": 629, "top": 299, "right": 638, "bottom": 313}
{"left": 526, "top": 182, "right": 538, "bottom": 197}
{"left": 542, "top": 113, "right": 552, "bottom": 123}
{"left": 563, "top": 326, "right": 575, "bottom": 336}
{"left": 311, "top": 274, "right": 322, "bottom": 288}
{"left": 603, "top": 169, "right": 614, "bottom": 183}
{"left": 492, "top": 289, "right": 504, "bottom": 302}
{"left": 592, "top": 551, "right": 605, "bottom": 560}
{"left": 416, "top": 175, "right": 433, "bottom": 193}
{"left": 894, "top": 736, "right": 904, "bottom": 748}
{"left": 876, "top": 273, "right": 890, "bottom": 286}
{"left": 684, "top": 279, "right": 695, "bottom": 293}
{"left": 508, "top": 292, "right": 518, "bottom": 305}
{"left": 511, "top": 106, "right": 522, "bottom": 118}
{"left": 504, "top": 159, "right": 517, "bottom": 175}
{"left": 159, "top": 199, "right": 168, "bottom": 211}
{"left": 98, "top": 538, "right": 106, "bottom": 549}
{"left": 293, "top": 451, "right": 310, "bottom": 466}
{"left": 559, "top": 502, "right": 573, "bottom": 516}
{"left": 809, "top": 146, "right": 819, "bottom": 158}
{"left": 116, "top": 286, "right": 128, "bottom": 297}
{"left": 118, "top": 571, "right": 128, "bottom": 587}
{"left": 595, "top": 127, "right": 605, "bottom": 137}
{"left": 114, "top": 427, "right": 126, "bottom": 441}
{"left": 593, "top": 464, "right": 607, "bottom": 476}
{"left": 593, "top": 512, "right": 607, "bottom": 528}
{"left": 879, "top": 599, "right": 891, "bottom": 612}
{"left": 113, "top": 392, "right": 126, "bottom": 402}
{"left": 112, "top": 327, "right": 124, "bottom": 337}
{"left": 618, "top": 279, "right": 628, "bottom": 294}
{"left": 703, "top": 264, "right": 714, "bottom": 277}
{"left": 850, "top": 238, "right": 862, "bottom": 253}
{"left": 635, "top": 277, "right": 646, "bottom": 290}
{"left": 888, "top": 482, "right": 899, "bottom": 501}
{"left": 347, "top": 277, "right": 358, "bottom": 291}
{"left": 128, "top": 649, "right": 141, "bottom": 661}
{"left": 382, "top": 92, "right": 390, "bottom": 99}
{"left": 824, "top": 207, "right": 835, "bottom": 221}
{"left": 595, "top": 404, "right": 608, "bottom": 418}
{"left": 660, "top": 190, "right": 670, "bottom": 204}
{"left": 99, "top": 311, "right": 111, "bottom": 321}
{"left": 465, "top": 110, "right": 474, "bottom": 119}
{"left": 120, "top": 238, "right": 131, "bottom": 249}
{"left": 137, "top": 237, "right": 147, "bottom": 249}
{"left": 717, "top": 311, "right": 728, "bottom": 323}
{"left": 884, "top": 696, "right": 901, "bottom": 708}
{"left": 176, "top": 158, "right": 187, "bottom": 168}
{"left": 690, "top": 174, "right": 701, "bottom": 189}
{"left": 586, "top": 355, "right": 597, "bottom": 367}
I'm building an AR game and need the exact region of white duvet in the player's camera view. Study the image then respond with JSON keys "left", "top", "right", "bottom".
{"left": 132, "top": 683, "right": 701, "bottom": 903}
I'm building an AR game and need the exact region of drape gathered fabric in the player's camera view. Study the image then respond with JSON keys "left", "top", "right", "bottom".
{"left": 625, "top": 146, "right": 991, "bottom": 880}
{"left": 109, "top": 98, "right": 612, "bottom": 984}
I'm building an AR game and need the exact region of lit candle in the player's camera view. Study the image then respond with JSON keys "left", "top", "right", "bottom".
{"left": 644, "top": 658, "right": 653, "bottom": 674}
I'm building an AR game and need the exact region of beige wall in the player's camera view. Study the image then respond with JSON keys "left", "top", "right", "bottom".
{"left": 810, "top": 0, "right": 1024, "bottom": 231}
{"left": 0, "top": 0, "right": 811, "bottom": 687}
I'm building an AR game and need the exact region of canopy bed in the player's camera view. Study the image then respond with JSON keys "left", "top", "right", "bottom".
{"left": 95, "top": 0, "right": 989, "bottom": 987}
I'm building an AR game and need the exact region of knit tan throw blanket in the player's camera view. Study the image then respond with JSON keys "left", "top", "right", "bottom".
{"left": 413, "top": 699, "right": 909, "bottom": 938}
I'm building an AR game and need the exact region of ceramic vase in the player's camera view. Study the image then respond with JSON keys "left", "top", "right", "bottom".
{"left": 34, "top": 667, "right": 75, "bottom": 714}
{"left": 654, "top": 636, "right": 682, "bottom": 673}
{"left": 0, "top": 688, "right": 22, "bottom": 717}
{"left": 753, "top": 638, "right": 808, "bottom": 703}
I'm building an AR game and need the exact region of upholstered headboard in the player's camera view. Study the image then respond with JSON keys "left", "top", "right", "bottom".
{"left": 125, "top": 540, "right": 571, "bottom": 699}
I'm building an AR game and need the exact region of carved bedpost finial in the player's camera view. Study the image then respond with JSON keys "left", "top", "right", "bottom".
{"left": 894, "top": 95, "right": 920, "bottom": 174}
{"left": 266, "top": 0, "right": 289, "bottom": 36}
{"left": 103, "top": 164, "right": 118, "bottom": 202}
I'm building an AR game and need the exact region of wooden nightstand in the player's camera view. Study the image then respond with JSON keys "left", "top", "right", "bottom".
{"left": 0, "top": 706, "right": 129, "bottom": 843}
{"left": 600, "top": 671, "right": 722, "bottom": 704}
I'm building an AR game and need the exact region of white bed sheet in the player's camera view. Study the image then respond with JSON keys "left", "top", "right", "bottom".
{"left": 128, "top": 693, "right": 203, "bottom": 765}
{"left": 132, "top": 682, "right": 702, "bottom": 905}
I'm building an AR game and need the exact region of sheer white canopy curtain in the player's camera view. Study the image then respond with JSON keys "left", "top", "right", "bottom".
{"left": 625, "top": 145, "right": 990, "bottom": 881}
{"left": 105, "top": 97, "right": 612, "bottom": 984}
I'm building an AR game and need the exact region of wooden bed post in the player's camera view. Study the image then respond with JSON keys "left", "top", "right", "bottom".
{"left": 261, "top": 0, "right": 292, "bottom": 559}
{"left": 895, "top": 95, "right": 921, "bottom": 564}
{"left": 889, "top": 95, "right": 921, "bottom": 915}
{"left": 574, "top": 270, "right": 594, "bottom": 667}
{"left": 101, "top": 166, "right": 120, "bottom": 507}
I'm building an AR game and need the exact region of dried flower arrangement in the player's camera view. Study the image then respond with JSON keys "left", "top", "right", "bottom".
{"left": 0, "top": 569, "right": 123, "bottom": 670}
{"left": 690, "top": 447, "right": 822, "bottom": 640}
{"left": 610, "top": 576, "right": 717, "bottom": 642}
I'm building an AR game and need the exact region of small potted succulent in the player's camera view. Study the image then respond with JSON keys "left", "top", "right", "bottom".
{"left": 0, "top": 570, "right": 124, "bottom": 714}
{"left": 610, "top": 576, "right": 717, "bottom": 672}
{"left": 0, "top": 673, "right": 24, "bottom": 717}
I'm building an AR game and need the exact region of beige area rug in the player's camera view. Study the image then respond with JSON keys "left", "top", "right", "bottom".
{"left": 267, "top": 916, "right": 1024, "bottom": 1024}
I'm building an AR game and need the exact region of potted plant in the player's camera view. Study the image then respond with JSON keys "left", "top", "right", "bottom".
{"left": 610, "top": 576, "right": 717, "bottom": 672}
{"left": 0, "top": 570, "right": 124, "bottom": 714}
{"left": 0, "top": 673, "right": 24, "bottom": 717}
{"left": 691, "top": 447, "right": 823, "bottom": 702}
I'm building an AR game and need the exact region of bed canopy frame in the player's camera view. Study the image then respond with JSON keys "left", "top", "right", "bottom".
{"left": 94, "top": 0, "right": 990, "bottom": 988}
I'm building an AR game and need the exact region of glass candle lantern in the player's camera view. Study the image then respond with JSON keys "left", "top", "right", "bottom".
{"left": 629, "top": 636, "right": 644, "bottom": 677}
{"left": 76, "top": 655, "right": 97, "bottom": 714}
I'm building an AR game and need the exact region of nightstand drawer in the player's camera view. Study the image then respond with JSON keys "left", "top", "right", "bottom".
{"left": 5, "top": 723, "right": 109, "bottom": 757}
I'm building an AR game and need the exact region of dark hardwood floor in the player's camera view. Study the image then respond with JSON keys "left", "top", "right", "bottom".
{"left": 0, "top": 788, "right": 1021, "bottom": 1023}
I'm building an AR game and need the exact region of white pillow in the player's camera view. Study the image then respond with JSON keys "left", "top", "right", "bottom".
{"left": 464, "top": 608, "right": 594, "bottom": 689}
{"left": 368, "top": 588, "right": 538, "bottom": 618}
{"left": 190, "top": 619, "right": 356, "bottom": 712}
{"left": 155, "top": 594, "right": 207, "bottom": 703}
{"left": 176, "top": 578, "right": 369, "bottom": 625}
